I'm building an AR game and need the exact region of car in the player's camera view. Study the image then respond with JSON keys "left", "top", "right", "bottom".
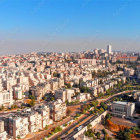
{"left": 76, "top": 125, "right": 83, "bottom": 131}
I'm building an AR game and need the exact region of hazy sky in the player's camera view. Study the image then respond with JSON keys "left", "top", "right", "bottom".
{"left": 0, "top": 0, "right": 140, "bottom": 55}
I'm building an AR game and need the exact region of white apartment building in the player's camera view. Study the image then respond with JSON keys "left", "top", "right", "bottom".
{"left": 55, "top": 88, "right": 75, "bottom": 102}
{"left": 111, "top": 101, "right": 135, "bottom": 118}
{"left": 51, "top": 99, "right": 67, "bottom": 121}
{"left": 77, "top": 93, "right": 91, "bottom": 102}
{"left": 0, "top": 90, "right": 14, "bottom": 107}
{"left": 0, "top": 120, "right": 7, "bottom": 140}
{"left": 124, "top": 68, "right": 135, "bottom": 77}
{"left": 35, "top": 105, "right": 52, "bottom": 128}
{"left": 78, "top": 59, "right": 96, "bottom": 66}
{"left": 13, "top": 86, "right": 23, "bottom": 100}
{"left": 28, "top": 111, "right": 42, "bottom": 133}
{"left": 8, "top": 116, "right": 29, "bottom": 139}
{"left": 137, "top": 66, "right": 140, "bottom": 79}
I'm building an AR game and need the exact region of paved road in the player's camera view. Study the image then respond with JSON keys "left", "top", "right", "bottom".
{"left": 50, "top": 114, "right": 90, "bottom": 140}
{"left": 58, "top": 90, "right": 134, "bottom": 140}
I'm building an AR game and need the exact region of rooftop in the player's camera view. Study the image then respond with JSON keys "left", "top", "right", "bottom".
{"left": 113, "top": 101, "right": 128, "bottom": 105}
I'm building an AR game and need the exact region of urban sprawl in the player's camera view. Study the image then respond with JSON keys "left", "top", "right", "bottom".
{"left": 0, "top": 45, "right": 140, "bottom": 140}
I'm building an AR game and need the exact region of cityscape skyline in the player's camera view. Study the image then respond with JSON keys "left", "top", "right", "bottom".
{"left": 0, "top": 0, "right": 140, "bottom": 55}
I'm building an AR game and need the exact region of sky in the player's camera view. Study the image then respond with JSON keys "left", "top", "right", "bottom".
{"left": 0, "top": 0, "right": 140, "bottom": 55}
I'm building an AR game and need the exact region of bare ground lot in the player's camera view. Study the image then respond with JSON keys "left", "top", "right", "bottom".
{"left": 110, "top": 117, "right": 136, "bottom": 127}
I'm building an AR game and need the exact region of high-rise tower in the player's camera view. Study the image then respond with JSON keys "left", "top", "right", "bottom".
{"left": 107, "top": 44, "right": 112, "bottom": 54}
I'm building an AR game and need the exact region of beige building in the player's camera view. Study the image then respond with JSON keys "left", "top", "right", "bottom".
{"left": 0, "top": 90, "right": 14, "bottom": 107}
{"left": 78, "top": 59, "right": 96, "bottom": 66}
{"left": 111, "top": 101, "right": 135, "bottom": 118}
{"left": 51, "top": 99, "right": 67, "bottom": 121}
{"left": 77, "top": 93, "right": 91, "bottom": 102}
{"left": 5, "top": 115, "right": 29, "bottom": 139}
{"left": 28, "top": 111, "right": 42, "bottom": 133}
{"left": 35, "top": 105, "right": 52, "bottom": 128}
{"left": 0, "top": 120, "right": 7, "bottom": 140}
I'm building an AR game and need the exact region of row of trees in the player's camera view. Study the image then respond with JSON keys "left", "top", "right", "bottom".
{"left": 116, "top": 126, "right": 139, "bottom": 140}
{"left": 85, "top": 124, "right": 113, "bottom": 140}
{"left": 92, "top": 70, "right": 114, "bottom": 78}
{"left": 47, "top": 126, "right": 62, "bottom": 138}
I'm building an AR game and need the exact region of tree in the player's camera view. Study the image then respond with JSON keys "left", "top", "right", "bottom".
{"left": 103, "top": 104, "right": 108, "bottom": 110}
{"left": 29, "top": 95, "right": 35, "bottom": 100}
{"left": 67, "top": 109, "right": 72, "bottom": 115}
{"left": 28, "top": 99, "right": 35, "bottom": 107}
{"left": 51, "top": 97, "right": 55, "bottom": 101}
{"left": 44, "top": 125, "right": 48, "bottom": 130}
{"left": 87, "top": 124, "right": 92, "bottom": 129}
{"left": 67, "top": 83, "right": 72, "bottom": 89}
{"left": 85, "top": 129, "right": 95, "bottom": 137}
{"left": 107, "top": 137, "right": 113, "bottom": 140}
{"left": 42, "top": 96, "right": 47, "bottom": 100}
{"left": 82, "top": 109, "right": 86, "bottom": 114}
{"left": 106, "top": 114, "right": 111, "bottom": 120}
{"left": 99, "top": 107, "right": 104, "bottom": 113}
{"left": 17, "top": 135, "right": 20, "bottom": 139}
{"left": 102, "top": 129, "right": 107, "bottom": 135}
{"left": 100, "top": 102, "right": 105, "bottom": 107}
{"left": 57, "top": 137, "right": 61, "bottom": 140}
{"left": 96, "top": 132, "right": 101, "bottom": 139}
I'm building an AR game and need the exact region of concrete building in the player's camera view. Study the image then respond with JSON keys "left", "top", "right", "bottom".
{"left": 50, "top": 99, "right": 67, "bottom": 121}
{"left": 78, "top": 59, "right": 96, "bottom": 66}
{"left": 0, "top": 90, "right": 14, "bottom": 107}
{"left": 0, "top": 120, "right": 7, "bottom": 140}
{"left": 5, "top": 115, "right": 29, "bottom": 139}
{"left": 77, "top": 93, "right": 91, "bottom": 102}
{"left": 55, "top": 88, "right": 75, "bottom": 102}
{"left": 111, "top": 101, "right": 135, "bottom": 118}
{"left": 28, "top": 111, "right": 42, "bottom": 133}
{"left": 107, "top": 44, "right": 112, "bottom": 54}
{"left": 35, "top": 105, "right": 52, "bottom": 128}
{"left": 124, "top": 68, "right": 135, "bottom": 77}
{"left": 137, "top": 66, "right": 140, "bottom": 79}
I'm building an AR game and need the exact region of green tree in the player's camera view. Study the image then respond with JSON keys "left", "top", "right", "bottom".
{"left": 96, "top": 132, "right": 101, "bottom": 139}
{"left": 67, "top": 109, "right": 72, "bottom": 115}
{"left": 44, "top": 125, "right": 48, "bottom": 130}
{"left": 28, "top": 99, "right": 35, "bottom": 107}
{"left": 87, "top": 124, "right": 92, "bottom": 129}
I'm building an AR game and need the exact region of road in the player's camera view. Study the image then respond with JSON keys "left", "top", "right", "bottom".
{"left": 53, "top": 90, "right": 134, "bottom": 140}
{"left": 50, "top": 113, "right": 91, "bottom": 140}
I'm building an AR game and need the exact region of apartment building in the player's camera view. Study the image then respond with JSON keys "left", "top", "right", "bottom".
{"left": 27, "top": 111, "right": 42, "bottom": 133}
{"left": 0, "top": 120, "right": 7, "bottom": 140}
{"left": 13, "top": 86, "right": 23, "bottom": 100}
{"left": 0, "top": 90, "right": 14, "bottom": 107}
{"left": 4, "top": 114, "right": 29, "bottom": 139}
{"left": 35, "top": 105, "right": 52, "bottom": 128}
{"left": 77, "top": 93, "right": 91, "bottom": 102}
{"left": 137, "top": 66, "right": 140, "bottom": 79}
{"left": 50, "top": 99, "right": 67, "bottom": 121}
{"left": 55, "top": 88, "right": 75, "bottom": 102}
{"left": 78, "top": 59, "right": 96, "bottom": 66}
{"left": 124, "top": 68, "right": 135, "bottom": 77}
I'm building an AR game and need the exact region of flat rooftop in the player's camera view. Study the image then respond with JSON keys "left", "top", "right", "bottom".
{"left": 113, "top": 101, "right": 128, "bottom": 105}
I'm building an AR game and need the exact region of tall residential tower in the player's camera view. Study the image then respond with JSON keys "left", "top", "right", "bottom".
{"left": 107, "top": 44, "right": 112, "bottom": 54}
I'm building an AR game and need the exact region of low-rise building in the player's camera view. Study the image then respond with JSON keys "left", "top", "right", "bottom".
{"left": 111, "top": 101, "right": 135, "bottom": 118}
{"left": 77, "top": 93, "right": 91, "bottom": 102}
{"left": 0, "top": 90, "right": 14, "bottom": 107}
